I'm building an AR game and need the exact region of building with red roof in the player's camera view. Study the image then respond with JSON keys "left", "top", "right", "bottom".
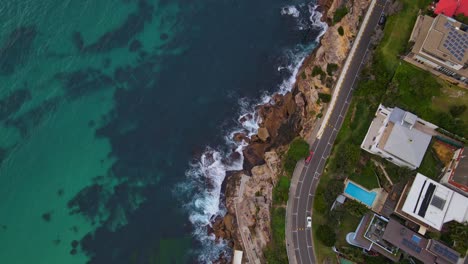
{"left": 435, "top": 0, "right": 468, "bottom": 17}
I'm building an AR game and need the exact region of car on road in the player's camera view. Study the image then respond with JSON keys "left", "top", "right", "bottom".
{"left": 305, "top": 151, "right": 314, "bottom": 164}
{"left": 306, "top": 216, "right": 312, "bottom": 228}
{"left": 378, "top": 14, "right": 386, "bottom": 26}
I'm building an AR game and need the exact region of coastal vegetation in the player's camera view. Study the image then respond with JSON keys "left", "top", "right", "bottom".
{"left": 337, "top": 26, "right": 344, "bottom": 36}
{"left": 326, "top": 63, "right": 339, "bottom": 76}
{"left": 318, "top": 92, "right": 332, "bottom": 103}
{"left": 265, "top": 138, "right": 309, "bottom": 263}
{"left": 333, "top": 6, "right": 349, "bottom": 25}
{"left": 283, "top": 138, "right": 310, "bottom": 176}
{"left": 440, "top": 221, "right": 468, "bottom": 256}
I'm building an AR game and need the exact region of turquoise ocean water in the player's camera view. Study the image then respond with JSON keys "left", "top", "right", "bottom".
{"left": 0, "top": 0, "right": 325, "bottom": 263}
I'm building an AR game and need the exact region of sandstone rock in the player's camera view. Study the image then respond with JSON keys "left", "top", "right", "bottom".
{"left": 257, "top": 127, "right": 270, "bottom": 142}
{"left": 232, "top": 132, "right": 250, "bottom": 143}
{"left": 295, "top": 92, "right": 306, "bottom": 109}
{"left": 224, "top": 214, "right": 235, "bottom": 232}
{"left": 242, "top": 142, "right": 266, "bottom": 171}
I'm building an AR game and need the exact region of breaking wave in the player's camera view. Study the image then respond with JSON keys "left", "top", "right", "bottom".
{"left": 175, "top": 2, "right": 328, "bottom": 263}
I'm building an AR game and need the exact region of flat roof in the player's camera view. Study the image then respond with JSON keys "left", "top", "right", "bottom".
{"left": 401, "top": 173, "right": 468, "bottom": 230}
{"left": 352, "top": 214, "right": 400, "bottom": 262}
{"left": 382, "top": 218, "right": 459, "bottom": 264}
{"left": 382, "top": 218, "right": 436, "bottom": 264}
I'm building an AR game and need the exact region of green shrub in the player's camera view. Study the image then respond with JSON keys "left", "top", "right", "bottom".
{"left": 318, "top": 93, "right": 331, "bottom": 103}
{"left": 273, "top": 176, "right": 290, "bottom": 204}
{"left": 327, "top": 63, "right": 339, "bottom": 76}
{"left": 338, "top": 26, "right": 344, "bottom": 36}
{"left": 265, "top": 206, "right": 289, "bottom": 263}
{"left": 344, "top": 200, "right": 368, "bottom": 217}
{"left": 454, "top": 14, "right": 468, "bottom": 24}
{"left": 316, "top": 225, "right": 336, "bottom": 246}
{"left": 449, "top": 104, "right": 467, "bottom": 117}
{"left": 301, "top": 71, "right": 307, "bottom": 80}
{"left": 283, "top": 138, "right": 310, "bottom": 175}
{"left": 326, "top": 64, "right": 338, "bottom": 76}
{"left": 312, "top": 66, "right": 325, "bottom": 77}
{"left": 333, "top": 6, "right": 349, "bottom": 24}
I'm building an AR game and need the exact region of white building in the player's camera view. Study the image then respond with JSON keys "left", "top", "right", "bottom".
{"left": 361, "top": 105, "right": 437, "bottom": 169}
{"left": 398, "top": 173, "right": 468, "bottom": 231}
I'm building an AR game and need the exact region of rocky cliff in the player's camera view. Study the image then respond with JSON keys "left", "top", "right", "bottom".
{"left": 212, "top": 0, "right": 372, "bottom": 262}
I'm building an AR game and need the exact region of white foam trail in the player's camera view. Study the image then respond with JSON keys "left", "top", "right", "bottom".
{"left": 177, "top": 2, "right": 328, "bottom": 262}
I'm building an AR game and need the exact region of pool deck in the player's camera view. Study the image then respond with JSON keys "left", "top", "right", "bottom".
{"left": 343, "top": 179, "right": 388, "bottom": 213}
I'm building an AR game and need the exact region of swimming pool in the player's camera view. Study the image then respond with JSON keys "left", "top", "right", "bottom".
{"left": 344, "top": 181, "right": 377, "bottom": 207}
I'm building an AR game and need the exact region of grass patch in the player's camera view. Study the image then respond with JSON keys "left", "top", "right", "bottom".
{"left": 378, "top": 0, "right": 432, "bottom": 71}
{"left": 349, "top": 162, "right": 379, "bottom": 190}
{"left": 264, "top": 207, "right": 288, "bottom": 264}
{"left": 418, "top": 148, "right": 442, "bottom": 180}
{"left": 432, "top": 82, "right": 468, "bottom": 124}
{"left": 273, "top": 176, "right": 290, "bottom": 204}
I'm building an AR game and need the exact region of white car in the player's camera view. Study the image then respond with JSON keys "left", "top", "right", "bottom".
{"left": 306, "top": 216, "right": 312, "bottom": 228}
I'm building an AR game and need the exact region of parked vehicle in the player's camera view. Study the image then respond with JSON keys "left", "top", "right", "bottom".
{"left": 305, "top": 151, "right": 314, "bottom": 164}
{"left": 306, "top": 216, "right": 312, "bottom": 228}
{"left": 378, "top": 14, "right": 386, "bottom": 26}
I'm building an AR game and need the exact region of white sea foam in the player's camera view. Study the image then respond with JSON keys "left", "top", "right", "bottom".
{"left": 281, "top": 5, "right": 300, "bottom": 18}
{"left": 177, "top": 2, "right": 328, "bottom": 262}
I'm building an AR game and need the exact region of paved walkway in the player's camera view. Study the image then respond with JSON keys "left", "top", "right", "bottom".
{"left": 234, "top": 175, "right": 261, "bottom": 264}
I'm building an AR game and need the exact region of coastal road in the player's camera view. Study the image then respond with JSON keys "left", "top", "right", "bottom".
{"left": 288, "top": 0, "right": 389, "bottom": 263}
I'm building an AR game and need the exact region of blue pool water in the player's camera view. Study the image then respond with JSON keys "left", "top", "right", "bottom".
{"left": 344, "top": 181, "right": 377, "bottom": 207}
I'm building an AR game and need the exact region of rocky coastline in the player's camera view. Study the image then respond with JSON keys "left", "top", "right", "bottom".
{"left": 211, "top": 0, "right": 372, "bottom": 262}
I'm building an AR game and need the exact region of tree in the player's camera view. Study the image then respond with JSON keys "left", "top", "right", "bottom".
{"left": 316, "top": 224, "right": 336, "bottom": 246}
{"left": 284, "top": 138, "right": 310, "bottom": 175}
{"left": 454, "top": 14, "right": 468, "bottom": 25}
{"left": 441, "top": 221, "right": 468, "bottom": 256}
{"left": 344, "top": 199, "right": 368, "bottom": 217}
{"left": 335, "top": 144, "right": 361, "bottom": 172}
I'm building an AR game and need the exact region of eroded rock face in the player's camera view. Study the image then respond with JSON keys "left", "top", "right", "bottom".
{"left": 242, "top": 90, "right": 304, "bottom": 171}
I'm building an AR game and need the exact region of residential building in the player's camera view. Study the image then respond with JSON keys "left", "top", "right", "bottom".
{"left": 382, "top": 218, "right": 461, "bottom": 264}
{"left": 406, "top": 14, "right": 468, "bottom": 87}
{"left": 395, "top": 173, "right": 468, "bottom": 232}
{"left": 347, "top": 214, "right": 463, "bottom": 263}
{"left": 440, "top": 147, "right": 468, "bottom": 196}
{"left": 435, "top": 0, "right": 468, "bottom": 17}
{"left": 346, "top": 214, "right": 400, "bottom": 262}
{"left": 361, "top": 105, "right": 435, "bottom": 169}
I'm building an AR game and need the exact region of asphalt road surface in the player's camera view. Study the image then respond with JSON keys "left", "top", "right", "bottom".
{"left": 290, "top": 1, "right": 389, "bottom": 263}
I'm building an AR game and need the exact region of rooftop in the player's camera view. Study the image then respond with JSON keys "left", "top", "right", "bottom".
{"left": 411, "top": 14, "right": 468, "bottom": 72}
{"left": 383, "top": 107, "right": 432, "bottom": 168}
{"left": 400, "top": 173, "right": 468, "bottom": 230}
{"left": 435, "top": 0, "right": 468, "bottom": 17}
{"left": 382, "top": 218, "right": 460, "bottom": 264}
